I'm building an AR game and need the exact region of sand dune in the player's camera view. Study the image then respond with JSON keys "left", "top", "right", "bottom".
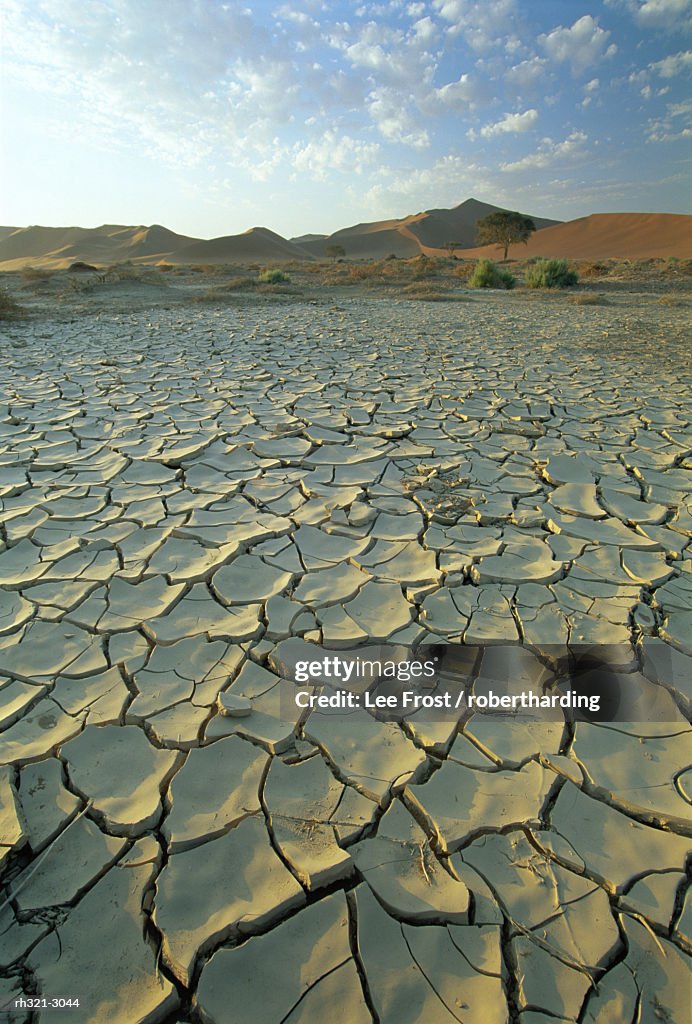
{"left": 299, "top": 198, "right": 560, "bottom": 259}
{"left": 171, "top": 227, "right": 312, "bottom": 263}
{"left": 460, "top": 212, "right": 692, "bottom": 260}
{"left": 0, "top": 223, "right": 198, "bottom": 269}
{"left": 1, "top": 203, "right": 689, "bottom": 269}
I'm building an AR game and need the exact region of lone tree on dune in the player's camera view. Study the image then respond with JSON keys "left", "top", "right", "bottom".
{"left": 326, "top": 243, "right": 346, "bottom": 261}
{"left": 475, "top": 211, "right": 536, "bottom": 261}
{"left": 445, "top": 240, "right": 464, "bottom": 257}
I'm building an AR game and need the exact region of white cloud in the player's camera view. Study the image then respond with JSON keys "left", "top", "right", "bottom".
{"left": 356, "top": 153, "right": 488, "bottom": 211}
{"left": 502, "top": 130, "right": 588, "bottom": 171}
{"left": 292, "top": 132, "right": 381, "bottom": 178}
{"left": 647, "top": 96, "right": 692, "bottom": 138}
{"left": 507, "top": 56, "right": 549, "bottom": 88}
{"left": 433, "top": 73, "right": 485, "bottom": 108}
{"left": 412, "top": 16, "right": 437, "bottom": 41}
{"left": 432, "top": 0, "right": 519, "bottom": 51}
{"left": 367, "top": 87, "right": 431, "bottom": 146}
{"left": 649, "top": 50, "right": 692, "bottom": 76}
{"left": 635, "top": 0, "right": 692, "bottom": 29}
{"left": 480, "top": 108, "right": 538, "bottom": 137}
{"left": 539, "top": 16, "right": 617, "bottom": 74}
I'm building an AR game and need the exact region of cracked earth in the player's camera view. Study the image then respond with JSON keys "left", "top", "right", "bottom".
{"left": 0, "top": 294, "right": 690, "bottom": 1023}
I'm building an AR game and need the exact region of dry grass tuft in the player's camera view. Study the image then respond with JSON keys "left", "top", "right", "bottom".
{"left": 576, "top": 260, "right": 610, "bottom": 280}
{"left": 568, "top": 292, "right": 608, "bottom": 305}
{"left": 453, "top": 261, "right": 477, "bottom": 280}
{"left": 21, "top": 266, "right": 56, "bottom": 283}
{"left": 0, "top": 288, "right": 24, "bottom": 318}
{"left": 402, "top": 284, "right": 447, "bottom": 300}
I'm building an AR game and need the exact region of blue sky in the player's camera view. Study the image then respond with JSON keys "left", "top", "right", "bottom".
{"left": 2, "top": 0, "right": 690, "bottom": 237}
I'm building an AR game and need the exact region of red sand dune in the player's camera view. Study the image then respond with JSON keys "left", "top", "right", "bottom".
{"left": 0, "top": 204, "right": 689, "bottom": 269}
{"left": 456, "top": 213, "right": 692, "bottom": 261}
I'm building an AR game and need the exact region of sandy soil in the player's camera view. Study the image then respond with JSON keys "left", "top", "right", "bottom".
{"left": 0, "top": 273, "right": 690, "bottom": 1023}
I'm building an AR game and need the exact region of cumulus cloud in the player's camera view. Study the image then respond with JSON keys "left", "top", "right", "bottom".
{"left": 635, "top": 0, "right": 692, "bottom": 29}
{"left": 292, "top": 132, "right": 381, "bottom": 178}
{"left": 367, "top": 87, "right": 431, "bottom": 147}
{"left": 539, "top": 16, "right": 617, "bottom": 74}
{"left": 506, "top": 56, "right": 549, "bottom": 88}
{"left": 649, "top": 49, "right": 692, "bottom": 76}
{"left": 647, "top": 97, "right": 692, "bottom": 139}
{"left": 433, "top": 0, "right": 519, "bottom": 51}
{"left": 502, "top": 130, "right": 588, "bottom": 171}
{"left": 433, "top": 73, "right": 486, "bottom": 109}
{"left": 480, "top": 109, "right": 538, "bottom": 137}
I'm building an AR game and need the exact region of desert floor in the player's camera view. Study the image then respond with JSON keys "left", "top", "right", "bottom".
{"left": 0, "top": 266, "right": 690, "bottom": 1023}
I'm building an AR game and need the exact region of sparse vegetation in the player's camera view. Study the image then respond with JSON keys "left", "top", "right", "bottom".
{"left": 468, "top": 259, "right": 516, "bottom": 289}
{"left": 258, "top": 268, "right": 290, "bottom": 284}
{"left": 476, "top": 211, "right": 536, "bottom": 260}
{"left": 21, "top": 266, "right": 55, "bottom": 282}
{"left": 402, "top": 284, "right": 470, "bottom": 301}
{"left": 578, "top": 260, "right": 609, "bottom": 279}
{"left": 402, "top": 284, "right": 446, "bottom": 301}
{"left": 67, "top": 261, "right": 98, "bottom": 273}
{"left": 453, "top": 261, "right": 477, "bottom": 280}
{"left": 525, "top": 258, "right": 578, "bottom": 288}
{"left": 411, "top": 254, "right": 441, "bottom": 279}
{"left": 0, "top": 288, "right": 23, "bottom": 318}
{"left": 347, "top": 262, "right": 383, "bottom": 282}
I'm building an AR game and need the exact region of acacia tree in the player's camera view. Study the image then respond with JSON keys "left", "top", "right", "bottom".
{"left": 326, "top": 243, "right": 346, "bottom": 261}
{"left": 475, "top": 211, "right": 536, "bottom": 261}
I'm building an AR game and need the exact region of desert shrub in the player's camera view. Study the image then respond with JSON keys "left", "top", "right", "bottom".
{"left": 21, "top": 266, "right": 55, "bottom": 282}
{"left": 193, "top": 282, "right": 260, "bottom": 301}
{"left": 157, "top": 262, "right": 176, "bottom": 272}
{"left": 402, "top": 284, "right": 446, "bottom": 300}
{"left": 453, "top": 261, "right": 476, "bottom": 280}
{"left": 0, "top": 288, "right": 23, "bottom": 318}
{"left": 105, "top": 263, "right": 140, "bottom": 280}
{"left": 410, "top": 254, "right": 440, "bottom": 279}
{"left": 218, "top": 276, "right": 257, "bottom": 291}
{"left": 578, "top": 260, "right": 609, "bottom": 279}
{"left": 468, "top": 259, "right": 515, "bottom": 289}
{"left": 256, "top": 283, "right": 297, "bottom": 294}
{"left": 192, "top": 288, "right": 235, "bottom": 303}
{"left": 258, "top": 268, "right": 289, "bottom": 284}
{"left": 349, "top": 263, "right": 381, "bottom": 281}
{"left": 525, "top": 259, "right": 578, "bottom": 289}
{"left": 67, "top": 261, "right": 97, "bottom": 273}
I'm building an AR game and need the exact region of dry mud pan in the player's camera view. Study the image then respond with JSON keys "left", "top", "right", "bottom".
{"left": 0, "top": 291, "right": 690, "bottom": 1023}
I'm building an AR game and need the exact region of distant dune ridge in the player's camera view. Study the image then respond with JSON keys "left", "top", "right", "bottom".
{"left": 295, "top": 198, "right": 561, "bottom": 259}
{"left": 1, "top": 199, "right": 690, "bottom": 269}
